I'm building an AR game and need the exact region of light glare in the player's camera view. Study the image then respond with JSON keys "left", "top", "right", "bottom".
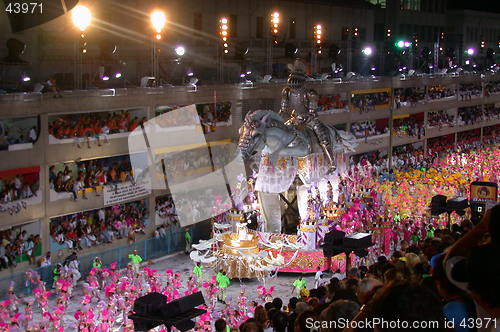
{"left": 175, "top": 46, "right": 185, "bottom": 56}
{"left": 72, "top": 5, "right": 92, "bottom": 32}
{"left": 362, "top": 46, "right": 373, "bottom": 56}
{"left": 151, "top": 10, "right": 167, "bottom": 33}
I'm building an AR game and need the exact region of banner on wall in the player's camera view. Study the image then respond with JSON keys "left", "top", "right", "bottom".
{"left": 103, "top": 179, "right": 151, "bottom": 205}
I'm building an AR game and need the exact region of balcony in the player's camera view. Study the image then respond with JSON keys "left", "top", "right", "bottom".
{"left": 353, "top": 133, "right": 390, "bottom": 154}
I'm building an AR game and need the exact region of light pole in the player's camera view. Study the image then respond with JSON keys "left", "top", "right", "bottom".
{"left": 218, "top": 17, "right": 229, "bottom": 83}
{"left": 150, "top": 10, "right": 167, "bottom": 86}
{"left": 267, "top": 11, "right": 280, "bottom": 75}
{"left": 312, "top": 24, "right": 323, "bottom": 74}
{"left": 361, "top": 46, "right": 373, "bottom": 75}
{"left": 71, "top": 5, "right": 92, "bottom": 90}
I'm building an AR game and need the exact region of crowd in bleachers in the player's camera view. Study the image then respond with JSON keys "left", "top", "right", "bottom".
{"left": 0, "top": 228, "right": 41, "bottom": 269}
{"left": 155, "top": 195, "right": 178, "bottom": 224}
{"left": 426, "top": 111, "right": 455, "bottom": 128}
{"left": 352, "top": 92, "right": 390, "bottom": 112}
{"left": 457, "top": 106, "right": 486, "bottom": 126}
{"left": 155, "top": 105, "right": 200, "bottom": 128}
{"left": 482, "top": 126, "right": 500, "bottom": 145}
{"left": 197, "top": 102, "right": 232, "bottom": 133}
{"left": 394, "top": 86, "right": 456, "bottom": 109}
{"left": 0, "top": 173, "right": 38, "bottom": 203}
{"left": 48, "top": 110, "right": 146, "bottom": 147}
{"left": 49, "top": 200, "right": 148, "bottom": 250}
{"left": 392, "top": 118, "right": 425, "bottom": 138}
{"left": 154, "top": 195, "right": 181, "bottom": 241}
{"left": 163, "top": 144, "right": 236, "bottom": 178}
{"left": 459, "top": 83, "right": 482, "bottom": 101}
{"left": 317, "top": 94, "right": 348, "bottom": 113}
{"left": 49, "top": 156, "right": 133, "bottom": 200}
{"left": 0, "top": 121, "right": 38, "bottom": 150}
{"left": 350, "top": 121, "right": 388, "bottom": 140}
{"left": 426, "top": 85, "right": 456, "bottom": 100}
{"left": 484, "top": 81, "right": 500, "bottom": 96}
{"left": 391, "top": 144, "right": 426, "bottom": 169}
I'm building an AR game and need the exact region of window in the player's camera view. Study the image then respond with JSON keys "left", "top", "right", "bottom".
{"left": 193, "top": 12, "right": 202, "bottom": 31}
{"left": 400, "top": 0, "right": 421, "bottom": 11}
{"left": 289, "top": 19, "right": 296, "bottom": 39}
{"left": 230, "top": 14, "right": 238, "bottom": 37}
{"left": 256, "top": 16, "right": 263, "bottom": 39}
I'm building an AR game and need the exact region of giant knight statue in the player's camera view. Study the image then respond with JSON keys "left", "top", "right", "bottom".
{"left": 279, "top": 60, "right": 336, "bottom": 172}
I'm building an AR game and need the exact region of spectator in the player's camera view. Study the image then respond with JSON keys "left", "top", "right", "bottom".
{"left": 215, "top": 318, "right": 228, "bottom": 332}
{"left": 319, "top": 300, "right": 360, "bottom": 332}
{"left": 270, "top": 311, "right": 287, "bottom": 332}
{"left": 50, "top": 200, "right": 148, "bottom": 250}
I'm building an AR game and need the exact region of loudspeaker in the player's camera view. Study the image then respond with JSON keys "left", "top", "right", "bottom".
{"left": 130, "top": 291, "right": 206, "bottom": 332}
{"left": 447, "top": 197, "right": 468, "bottom": 212}
{"left": 161, "top": 291, "right": 204, "bottom": 318}
{"left": 430, "top": 194, "right": 447, "bottom": 216}
{"left": 322, "top": 229, "right": 345, "bottom": 257}
{"left": 133, "top": 292, "right": 167, "bottom": 317}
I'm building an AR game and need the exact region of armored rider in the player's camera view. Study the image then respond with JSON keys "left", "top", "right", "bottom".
{"left": 279, "top": 60, "right": 336, "bottom": 172}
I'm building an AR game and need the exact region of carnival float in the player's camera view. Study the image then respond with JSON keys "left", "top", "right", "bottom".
{"left": 190, "top": 61, "right": 376, "bottom": 279}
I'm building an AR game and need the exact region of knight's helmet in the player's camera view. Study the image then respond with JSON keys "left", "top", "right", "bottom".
{"left": 287, "top": 60, "right": 307, "bottom": 88}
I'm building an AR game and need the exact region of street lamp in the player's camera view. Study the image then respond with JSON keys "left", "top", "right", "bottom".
{"left": 218, "top": 17, "right": 230, "bottom": 82}
{"left": 219, "top": 17, "right": 230, "bottom": 54}
{"left": 312, "top": 24, "right": 323, "bottom": 74}
{"left": 71, "top": 5, "right": 92, "bottom": 90}
{"left": 466, "top": 48, "right": 475, "bottom": 55}
{"left": 71, "top": 5, "right": 92, "bottom": 32}
{"left": 150, "top": 10, "right": 167, "bottom": 86}
{"left": 151, "top": 10, "right": 167, "bottom": 40}
{"left": 267, "top": 11, "right": 280, "bottom": 74}
{"left": 271, "top": 12, "right": 280, "bottom": 42}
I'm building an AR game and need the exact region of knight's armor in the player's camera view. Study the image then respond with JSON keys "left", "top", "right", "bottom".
{"left": 279, "top": 61, "right": 336, "bottom": 171}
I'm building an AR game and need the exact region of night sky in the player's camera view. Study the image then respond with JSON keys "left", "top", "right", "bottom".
{"left": 448, "top": 0, "right": 500, "bottom": 14}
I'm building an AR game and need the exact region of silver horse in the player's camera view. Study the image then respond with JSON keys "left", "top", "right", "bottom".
{"left": 238, "top": 110, "right": 357, "bottom": 164}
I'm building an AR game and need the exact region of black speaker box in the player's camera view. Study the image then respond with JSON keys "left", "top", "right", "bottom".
{"left": 133, "top": 292, "right": 167, "bottom": 317}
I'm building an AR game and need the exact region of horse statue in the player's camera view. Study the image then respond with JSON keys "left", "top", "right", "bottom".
{"left": 238, "top": 110, "right": 358, "bottom": 165}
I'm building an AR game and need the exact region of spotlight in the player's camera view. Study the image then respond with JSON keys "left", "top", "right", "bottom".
{"left": 466, "top": 48, "right": 475, "bottom": 55}
{"left": 246, "top": 70, "right": 252, "bottom": 75}
{"left": 175, "top": 45, "right": 185, "bottom": 56}
{"left": 187, "top": 72, "right": 194, "bottom": 77}
{"left": 370, "top": 67, "right": 376, "bottom": 71}
{"left": 102, "top": 76, "right": 110, "bottom": 81}
{"left": 362, "top": 46, "right": 373, "bottom": 56}
{"left": 115, "top": 73, "right": 122, "bottom": 78}
{"left": 240, "top": 73, "right": 246, "bottom": 78}
{"left": 21, "top": 76, "right": 31, "bottom": 82}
